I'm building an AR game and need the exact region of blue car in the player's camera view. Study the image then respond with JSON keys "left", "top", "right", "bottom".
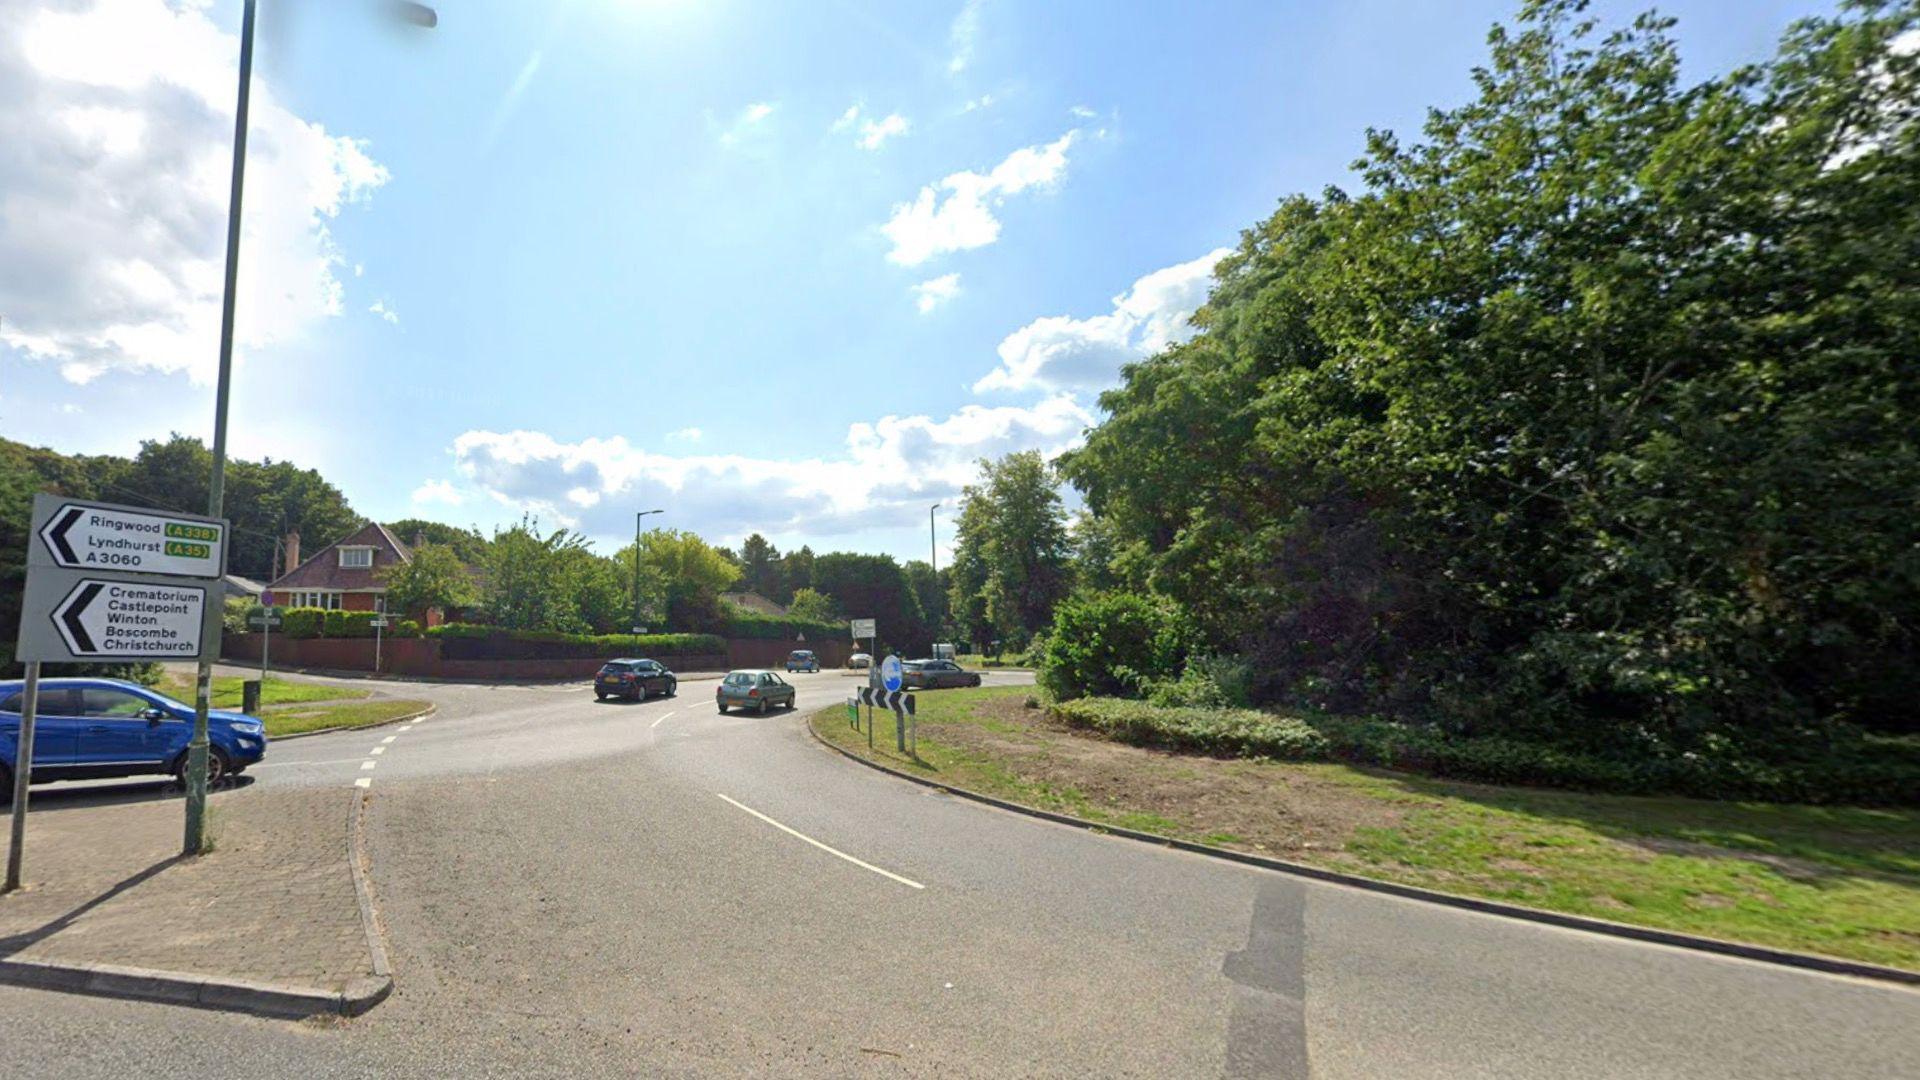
{"left": 0, "top": 677, "right": 268, "bottom": 797}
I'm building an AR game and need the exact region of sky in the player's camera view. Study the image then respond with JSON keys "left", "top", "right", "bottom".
{"left": 0, "top": 0, "right": 1838, "bottom": 565}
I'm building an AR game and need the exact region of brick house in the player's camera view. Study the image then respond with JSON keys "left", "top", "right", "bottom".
{"left": 265, "top": 522, "right": 414, "bottom": 612}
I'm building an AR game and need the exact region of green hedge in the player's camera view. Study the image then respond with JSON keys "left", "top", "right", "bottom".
{"left": 252, "top": 607, "right": 419, "bottom": 640}
{"left": 1049, "top": 698, "right": 1328, "bottom": 760}
{"left": 425, "top": 622, "right": 724, "bottom": 656}
{"left": 721, "top": 610, "right": 842, "bottom": 642}
{"left": 1047, "top": 698, "right": 1920, "bottom": 806}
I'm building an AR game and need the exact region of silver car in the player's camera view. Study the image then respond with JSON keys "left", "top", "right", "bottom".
{"left": 716, "top": 670, "right": 797, "bottom": 715}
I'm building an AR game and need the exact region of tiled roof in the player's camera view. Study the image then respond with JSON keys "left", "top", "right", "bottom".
{"left": 268, "top": 522, "right": 412, "bottom": 592}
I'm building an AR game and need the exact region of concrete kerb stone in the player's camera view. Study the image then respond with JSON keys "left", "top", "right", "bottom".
{"left": 273, "top": 702, "right": 437, "bottom": 742}
{"left": 804, "top": 714, "right": 1920, "bottom": 990}
{"left": 0, "top": 957, "right": 357, "bottom": 1018}
{"left": 348, "top": 786, "right": 391, "bottom": 982}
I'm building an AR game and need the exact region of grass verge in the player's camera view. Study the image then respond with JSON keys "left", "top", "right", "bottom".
{"left": 260, "top": 699, "right": 428, "bottom": 738}
{"left": 811, "top": 687, "right": 1920, "bottom": 972}
{"left": 156, "top": 673, "right": 371, "bottom": 710}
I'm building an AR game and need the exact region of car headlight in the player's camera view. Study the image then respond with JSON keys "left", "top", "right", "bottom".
{"left": 231, "top": 720, "right": 263, "bottom": 735}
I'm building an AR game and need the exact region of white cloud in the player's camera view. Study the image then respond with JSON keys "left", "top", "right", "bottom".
{"left": 411, "top": 479, "right": 465, "bottom": 506}
{"left": 975, "top": 247, "right": 1231, "bottom": 393}
{"left": 961, "top": 93, "right": 996, "bottom": 113}
{"left": 831, "top": 103, "right": 861, "bottom": 132}
{"left": 857, "top": 112, "right": 910, "bottom": 150}
{"left": 949, "top": 0, "right": 983, "bottom": 75}
{"left": 369, "top": 299, "right": 399, "bottom": 325}
{"left": 716, "top": 101, "right": 776, "bottom": 146}
{"left": 913, "top": 273, "right": 962, "bottom": 313}
{"left": 666, "top": 426, "right": 703, "bottom": 442}
{"left": 1068, "top": 104, "right": 1097, "bottom": 119}
{"left": 0, "top": 0, "right": 389, "bottom": 385}
{"left": 447, "top": 395, "right": 1091, "bottom": 540}
{"left": 882, "top": 130, "right": 1077, "bottom": 265}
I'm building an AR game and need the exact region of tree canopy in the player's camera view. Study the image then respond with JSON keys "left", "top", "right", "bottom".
{"left": 1059, "top": 0, "right": 1920, "bottom": 746}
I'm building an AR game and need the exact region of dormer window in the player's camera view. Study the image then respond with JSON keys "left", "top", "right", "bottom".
{"left": 339, "top": 546, "right": 374, "bottom": 569}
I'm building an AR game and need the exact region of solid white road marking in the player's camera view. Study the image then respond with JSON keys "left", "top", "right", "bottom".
{"left": 370, "top": 746, "right": 386, "bottom": 756}
{"left": 715, "top": 793, "right": 924, "bottom": 890}
{"left": 381, "top": 735, "right": 398, "bottom": 744}
{"left": 361, "top": 760, "right": 377, "bottom": 770}
{"left": 354, "top": 777, "right": 372, "bottom": 789}
{"left": 651, "top": 711, "right": 676, "bottom": 729}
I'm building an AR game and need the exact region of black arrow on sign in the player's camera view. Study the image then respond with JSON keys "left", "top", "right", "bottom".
{"left": 60, "top": 581, "right": 102, "bottom": 653}
{"left": 44, "top": 505, "right": 83, "bottom": 564}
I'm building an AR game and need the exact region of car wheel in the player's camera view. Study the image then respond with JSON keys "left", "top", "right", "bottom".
{"left": 757, "top": 697, "right": 769, "bottom": 716}
{"left": 595, "top": 692, "right": 607, "bottom": 701}
{"left": 717, "top": 704, "right": 729, "bottom": 714}
{"left": 667, "top": 679, "right": 677, "bottom": 697}
{"left": 634, "top": 684, "right": 648, "bottom": 702}
{"left": 174, "top": 746, "right": 230, "bottom": 788}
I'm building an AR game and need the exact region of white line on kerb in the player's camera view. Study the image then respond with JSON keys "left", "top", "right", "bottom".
{"left": 715, "top": 793, "right": 925, "bottom": 890}
{"left": 360, "top": 760, "right": 377, "bottom": 770}
{"left": 381, "top": 735, "right": 398, "bottom": 744}
{"left": 370, "top": 746, "right": 386, "bottom": 756}
{"left": 354, "top": 777, "right": 372, "bottom": 789}
{"left": 650, "top": 711, "right": 676, "bottom": 729}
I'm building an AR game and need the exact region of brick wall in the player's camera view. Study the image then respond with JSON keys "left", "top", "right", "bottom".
{"left": 220, "top": 633, "right": 841, "bottom": 679}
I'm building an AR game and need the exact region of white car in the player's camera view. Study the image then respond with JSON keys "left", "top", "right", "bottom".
{"left": 847, "top": 652, "right": 872, "bottom": 670}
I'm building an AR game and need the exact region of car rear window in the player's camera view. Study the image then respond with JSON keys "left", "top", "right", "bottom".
{"left": 600, "top": 662, "right": 633, "bottom": 673}
{"left": 791, "top": 651, "right": 812, "bottom": 658}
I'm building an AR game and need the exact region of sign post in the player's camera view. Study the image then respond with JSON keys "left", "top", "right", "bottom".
{"left": 13, "top": 495, "right": 227, "bottom": 880}
{"left": 250, "top": 604, "right": 281, "bottom": 682}
{"left": 371, "top": 614, "right": 390, "bottom": 674}
{"left": 881, "top": 655, "right": 905, "bottom": 751}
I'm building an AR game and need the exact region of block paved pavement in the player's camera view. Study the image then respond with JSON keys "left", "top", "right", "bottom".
{"left": 0, "top": 781, "right": 372, "bottom": 991}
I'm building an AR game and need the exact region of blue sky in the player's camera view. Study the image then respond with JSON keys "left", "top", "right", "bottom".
{"left": 0, "top": 0, "right": 1832, "bottom": 564}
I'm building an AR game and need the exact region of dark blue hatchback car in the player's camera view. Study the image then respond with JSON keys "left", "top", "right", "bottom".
{"left": 0, "top": 677, "right": 268, "bottom": 796}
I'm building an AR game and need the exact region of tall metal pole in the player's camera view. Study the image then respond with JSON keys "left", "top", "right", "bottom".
{"left": 929, "top": 502, "right": 941, "bottom": 630}
{"left": 186, "top": 0, "right": 257, "bottom": 856}
{"left": 4, "top": 663, "right": 41, "bottom": 892}
{"left": 633, "top": 511, "right": 642, "bottom": 630}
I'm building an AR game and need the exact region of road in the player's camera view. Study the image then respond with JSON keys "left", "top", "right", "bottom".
{"left": 0, "top": 666, "right": 1914, "bottom": 1078}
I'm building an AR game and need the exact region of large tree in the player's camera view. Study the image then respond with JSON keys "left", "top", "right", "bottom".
{"left": 1062, "top": 1, "right": 1920, "bottom": 745}
{"left": 737, "top": 533, "right": 783, "bottom": 600}
{"left": 812, "top": 552, "right": 927, "bottom": 654}
{"left": 379, "top": 544, "right": 478, "bottom": 621}
{"left": 947, "top": 451, "right": 1072, "bottom": 646}
{"left": 620, "top": 528, "right": 742, "bottom": 633}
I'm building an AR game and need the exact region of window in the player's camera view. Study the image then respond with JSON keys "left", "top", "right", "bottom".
{"left": 339, "top": 547, "right": 374, "bottom": 568}
{"left": 82, "top": 688, "right": 151, "bottom": 718}
{"left": 288, "top": 590, "right": 341, "bottom": 610}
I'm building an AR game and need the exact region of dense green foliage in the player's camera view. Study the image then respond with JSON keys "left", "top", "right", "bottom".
{"left": 947, "top": 451, "right": 1073, "bottom": 650}
{"left": 1050, "top": 697, "right": 1920, "bottom": 805}
{"left": 619, "top": 528, "right": 742, "bottom": 632}
{"left": 812, "top": 551, "right": 929, "bottom": 653}
{"left": 379, "top": 543, "right": 478, "bottom": 620}
{"left": 267, "top": 607, "right": 420, "bottom": 640}
{"left": 1037, "top": 592, "right": 1192, "bottom": 701}
{"left": 425, "top": 623, "right": 724, "bottom": 657}
{"left": 719, "top": 609, "right": 843, "bottom": 641}
{"left": 784, "top": 587, "right": 838, "bottom": 623}
{"left": 1058, "top": 2, "right": 1920, "bottom": 769}
{"left": 482, "top": 519, "right": 629, "bottom": 634}
{"left": 385, "top": 519, "right": 489, "bottom": 565}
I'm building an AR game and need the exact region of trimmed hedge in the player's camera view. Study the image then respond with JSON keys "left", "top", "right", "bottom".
{"left": 1049, "top": 698, "right": 1327, "bottom": 761}
{"left": 1046, "top": 698, "right": 1920, "bottom": 806}
{"left": 253, "top": 607, "right": 419, "bottom": 640}
{"left": 425, "top": 622, "right": 724, "bottom": 661}
{"left": 721, "top": 610, "right": 843, "bottom": 642}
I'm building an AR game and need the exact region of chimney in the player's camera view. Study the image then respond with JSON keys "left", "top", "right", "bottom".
{"left": 284, "top": 529, "right": 301, "bottom": 572}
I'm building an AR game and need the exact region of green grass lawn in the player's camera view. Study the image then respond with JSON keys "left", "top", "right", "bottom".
{"left": 812, "top": 687, "right": 1920, "bottom": 971}
{"left": 156, "top": 673, "right": 370, "bottom": 710}
{"left": 258, "top": 698, "right": 429, "bottom": 737}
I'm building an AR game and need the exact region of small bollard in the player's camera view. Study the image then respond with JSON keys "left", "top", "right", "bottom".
{"left": 241, "top": 679, "right": 262, "bottom": 716}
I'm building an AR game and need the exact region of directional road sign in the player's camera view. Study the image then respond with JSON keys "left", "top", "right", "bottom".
{"left": 15, "top": 567, "right": 220, "bottom": 662}
{"left": 28, "top": 493, "right": 226, "bottom": 579}
{"left": 881, "top": 654, "right": 904, "bottom": 693}
{"left": 850, "top": 617, "right": 876, "bottom": 640}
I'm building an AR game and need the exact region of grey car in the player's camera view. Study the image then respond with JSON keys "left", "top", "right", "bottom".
{"left": 716, "top": 670, "right": 797, "bottom": 715}
{"left": 902, "top": 659, "right": 982, "bottom": 690}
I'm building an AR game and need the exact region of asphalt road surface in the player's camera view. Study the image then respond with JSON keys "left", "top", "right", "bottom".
{"left": 0, "top": 666, "right": 1914, "bottom": 1078}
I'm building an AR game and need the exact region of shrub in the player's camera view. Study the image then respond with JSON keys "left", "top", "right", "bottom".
{"left": 424, "top": 622, "right": 726, "bottom": 660}
{"left": 720, "top": 608, "right": 842, "bottom": 642}
{"left": 1146, "top": 655, "right": 1255, "bottom": 709}
{"left": 1038, "top": 593, "right": 1191, "bottom": 701}
{"left": 279, "top": 607, "right": 327, "bottom": 639}
{"left": 1049, "top": 698, "right": 1328, "bottom": 761}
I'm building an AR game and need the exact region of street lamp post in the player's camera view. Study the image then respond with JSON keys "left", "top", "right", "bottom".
{"left": 633, "top": 509, "right": 664, "bottom": 630}
{"left": 185, "top": 0, "right": 437, "bottom": 856}
{"left": 929, "top": 502, "right": 941, "bottom": 629}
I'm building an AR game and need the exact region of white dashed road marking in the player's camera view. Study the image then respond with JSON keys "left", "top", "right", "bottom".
{"left": 361, "top": 760, "right": 377, "bottom": 771}
{"left": 651, "top": 711, "right": 676, "bottom": 729}
{"left": 354, "top": 777, "right": 372, "bottom": 789}
{"left": 370, "top": 746, "right": 386, "bottom": 756}
{"left": 381, "top": 735, "right": 398, "bottom": 744}
{"left": 715, "top": 793, "right": 924, "bottom": 890}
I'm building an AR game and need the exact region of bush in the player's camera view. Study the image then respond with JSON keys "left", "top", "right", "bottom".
{"left": 279, "top": 607, "right": 327, "bottom": 639}
{"left": 1147, "top": 655, "right": 1254, "bottom": 709}
{"left": 1044, "top": 698, "right": 1920, "bottom": 805}
{"left": 425, "top": 622, "right": 726, "bottom": 661}
{"left": 1049, "top": 698, "right": 1328, "bottom": 761}
{"left": 720, "top": 608, "right": 842, "bottom": 642}
{"left": 1038, "top": 593, "right": 1191, "bottom": 701}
